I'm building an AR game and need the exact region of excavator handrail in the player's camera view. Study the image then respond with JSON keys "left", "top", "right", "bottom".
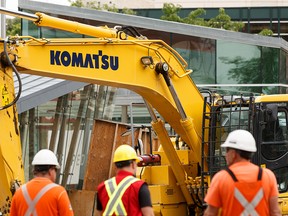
{"left": 132, "top": 40, "right": 193, "bottom": 78}
{"left": 8, "top": 35, "right": 50, "bottom": 44}
{"left": 130, "top": 40, "right": 193, "bottom": 78}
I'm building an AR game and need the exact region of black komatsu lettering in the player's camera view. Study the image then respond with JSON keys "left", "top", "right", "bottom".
{"left": 50, "top": 50, "right": 61, "bottom": 65}
{"left": 71, "top": 52, "right": 84, "bottom": 67}
{"left": 93, "top": 54, "right": 100, "bottom": 69}
{"left": 61, "top": 51, "right": 71, "bottom": 67}
{"left": 84, "top": 54, "right": 93, "bottom": 68}
{"left": 50, "top": 50, "right": 119, "bottom": 70}
{"left": 110, "top": 56, "right": 119, "bottom": 71}
{"left": 101, "top": 55, "right": 109, "bottom": 70}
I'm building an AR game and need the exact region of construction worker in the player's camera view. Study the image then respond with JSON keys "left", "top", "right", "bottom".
{"left": 96, "top": 144, "right": 154, "bottom": 216}
{"left": 204, "top": 129, "right": 281, "bottom": 216}
{"left": 10, "top": 149, "right": 74, "bottom": 216}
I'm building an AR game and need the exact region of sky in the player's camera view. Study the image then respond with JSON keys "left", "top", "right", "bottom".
{"left": 4, "top": 0, "right": 70, "bottom": 19}
{"left": 7, "top": 0, "right": 70, "bottom": 10}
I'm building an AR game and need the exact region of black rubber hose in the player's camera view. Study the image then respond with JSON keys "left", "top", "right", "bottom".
{"left": 0, "top": 40, "right": 22, "bottom": 110}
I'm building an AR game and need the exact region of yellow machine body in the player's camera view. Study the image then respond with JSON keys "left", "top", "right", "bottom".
{"left": 0, "top": 8, "right": 288, "bottom": 215}
{"left": 0, "top": 49, "right": 25, "bottom": 213}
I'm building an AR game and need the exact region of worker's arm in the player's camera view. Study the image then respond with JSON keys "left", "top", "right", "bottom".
{"left": 141, "top": 206, "right": 154, "bottom": 216}
{"left": 266, "top": 169, "right": 281, "bottom": 216}
{"left": 9, "top": 191, "right": 18, "bottom": 216}
{"left": 95, "top": 191, "right": 103, "bottom": 216}
{"left": 203, "top": 205, "right": 219, "bottom": 216}
{"left": 58, "top": 188, "right": 74, "bottom": 216}
{"left": 139, "top": 184, "right": 154, "bottom": 216}
{"left": 269, "top": 196, "right": 281, "bottom": 216}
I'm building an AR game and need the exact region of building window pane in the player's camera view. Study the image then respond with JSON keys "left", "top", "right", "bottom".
{"left": 171, "top": 34, "right": 216, "bottom": 84}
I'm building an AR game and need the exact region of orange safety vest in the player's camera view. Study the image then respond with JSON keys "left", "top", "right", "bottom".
{"left": 226, "top": 167, "right": 268, "bottom": 216}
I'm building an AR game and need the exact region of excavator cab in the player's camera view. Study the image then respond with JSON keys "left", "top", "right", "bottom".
{"left": 254, "top": 102, "right": 288, "bottom": 214}
{"left": 257, "top": 102, "right": 288, "bottom": 193}
{"left": 203, "top": 96, "right": 288, "bottom": 195}
{"left": 202, "top": 94, "right": 253, "bottom": 178}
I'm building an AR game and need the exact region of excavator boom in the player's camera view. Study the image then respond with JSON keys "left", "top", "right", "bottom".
{"left": 0, "top": 7, "right": 207, "bottom": 214}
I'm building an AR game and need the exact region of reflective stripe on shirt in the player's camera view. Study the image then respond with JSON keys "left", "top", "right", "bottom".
{"left": 105, "top": 177, "right": 126, "bottom": 215}
{"left": 103, "top": 176, "right": 139, "bottom": 215}
{"left": 22, "top": 183, "right": 58, "bottom": 216}
{"left": 234, "top": 187, "right": 264, "bottom": 216}
{"left": 226, "top": 167, "right": 264, "bottom": 216}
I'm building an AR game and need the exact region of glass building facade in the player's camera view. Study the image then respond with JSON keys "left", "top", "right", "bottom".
{"left": 137, "top": 7, "right": 288, "bottom": 41}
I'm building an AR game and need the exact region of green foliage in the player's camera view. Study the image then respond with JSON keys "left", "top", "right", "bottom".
{"left": 6, "top": 18, "right": 21, "bottom": 36}
{"left": 208, "top": 8, "right": 231, "bottom": 29}
{"left": 102, "top": 3, "right": 119, "bottom": 13}
{"left": 161, "top": 3, "right": 183, "bottom": 22}
{"left": 259, "top": 29, "right": 274, "bottom": 36}
{"left": 208, "top": 8, "right": 244, "bottom": 31}
{"left": 161, "top": 4, "right": 244, "bottom": 32}
{"left": 183, "top": 8, "right": 207, "bottom": 26}
{"left": 86, "top": 1, "right": 101, "bottom": 10}
{"left": 69, "top": 0, "right": 136, "bottom": 15}
{"left": 69, "top": 0, "right": 84, "bottom": 7}
{"left": 121, "top": 8, "right": 137, "bottom": 15}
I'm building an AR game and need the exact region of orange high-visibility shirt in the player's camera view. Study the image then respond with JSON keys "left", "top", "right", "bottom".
{"left": 10, "top": 177, "right": 74, "bottom": 216}
{"left": 225, "top": 167, "right": 267, "bottom": 215}
{"left": 205, "top": 161, "right": 279, "bottom": 216}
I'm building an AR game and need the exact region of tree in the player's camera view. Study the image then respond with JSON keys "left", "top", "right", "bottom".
{"left": 161, "top": 4, "right": 244, "bottom": 32}
{"left": 102, "top": 3, "right": 119, "bottom": 13}
{"left": 259, "top": 29, "right": 274, "bottom": 36}
{"left": 161, "top": 3, "right": 183, "bottom": 23}
{"left": 208, "top": 8, "right": 244, "bottom": 31}
{"left": 6, "top": 18, "right": 21, "bottom": 36}
{"left": 183, "top": 8, "right": 208, "bottom": 26}
{"left": 69, "top": 0, "right": 136, "bottom": 15}
{"left": 121, "top": 8, "right": 137, "bottom": 16}
{"left": 69, "top": 0, "right": 84, "bottom": 7}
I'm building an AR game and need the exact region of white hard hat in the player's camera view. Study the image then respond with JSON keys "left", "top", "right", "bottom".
{"left": 221, "top": 129, "right": 257, "bottom": 152}
{"left": 32, "top": 149, "right": 60, "bottom": 169}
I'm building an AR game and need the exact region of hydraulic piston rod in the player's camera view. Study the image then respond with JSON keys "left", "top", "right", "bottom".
{"left": 0, "top": 7, "right": 118, "bottom": 38}
{"left": 0, "top": 7, "right": 38, "bottom": 21}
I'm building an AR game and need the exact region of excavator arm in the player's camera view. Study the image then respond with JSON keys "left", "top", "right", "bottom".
{"left": 13, "top": 37, "right": 204, "bottom": 146}
{"left": 0, "top": 8, "right": 208, "bottom": 214}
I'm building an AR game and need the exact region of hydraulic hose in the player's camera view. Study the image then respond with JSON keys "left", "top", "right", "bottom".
{"left": 0, "top": 40, "right": 22, "bottom": 110}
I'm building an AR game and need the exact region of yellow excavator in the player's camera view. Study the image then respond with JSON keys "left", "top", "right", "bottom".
{"left": 1, "top": 7, "right": 288, "bottom": 216}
